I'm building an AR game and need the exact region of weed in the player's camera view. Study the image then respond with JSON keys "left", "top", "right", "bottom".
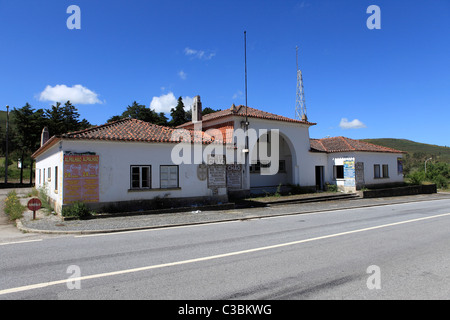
{"left": 4, "top": 190, "right": 26, "bottom": 221}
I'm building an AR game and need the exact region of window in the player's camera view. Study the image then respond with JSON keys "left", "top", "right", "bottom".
{"left": 160, "top": 165, "right": 178, "bottom": 188}
{"left": 250, "top": 160, "right": 285, "bottom": 174}
{"left": 48, "top": 167, "right": 51, "bottom": 181}
{"left": 39, "top": 169, "right": 41, "bottom": 185}
{"left": 382, "top": 164, "right": 389, "bottom": 178}
{"left": 334, "top": 165, "right": 344, "bottom": 179}
{"left": 397, "top": 158, "right": 403, "bottom": 175}
{"left": 130, "top": 165, "right": 151, "bottom": 189}
{"left": 374, "top": 164, "right": 381, "bottom": 179}
{"left": 55, "top": 166, "right": 58, "bottom": 191}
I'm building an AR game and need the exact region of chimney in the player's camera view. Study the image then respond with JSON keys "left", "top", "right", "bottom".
{"left": 191, "top": 95, "right": 202, "bottom": 123}
{"left": 41, "top": 127, "right": 49, "bottom": 147}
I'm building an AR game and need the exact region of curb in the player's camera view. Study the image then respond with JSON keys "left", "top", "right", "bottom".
{"left": 15, "top": 195, "right": 450, "bottom": 235}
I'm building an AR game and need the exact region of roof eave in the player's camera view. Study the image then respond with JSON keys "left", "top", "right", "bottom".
{"left": 31, "top": 136, "right": 61, "bottom": 159}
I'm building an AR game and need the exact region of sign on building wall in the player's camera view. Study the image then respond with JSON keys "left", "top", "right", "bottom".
{"left": 207, "top": 164, "right": 226, "bottom": 189}
{"left": 226, "top": 164, "right": 242, "bottom": 190}
{"left": 343, "top": 159, "right": 356, "bottom": 187}
{"left": 355, "top": 162, "right": 365, "bottom": 189}
{"left": 63, "top": 155, "right": 99, "bottom": 204}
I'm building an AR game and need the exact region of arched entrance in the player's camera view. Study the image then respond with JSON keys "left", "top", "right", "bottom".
{"left": 248, "top": 130, "right": 296, "bottom": 192}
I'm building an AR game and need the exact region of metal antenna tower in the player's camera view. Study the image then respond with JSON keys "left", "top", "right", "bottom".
{"left": 295, "top": 46, "right": 308, "bottom": 121}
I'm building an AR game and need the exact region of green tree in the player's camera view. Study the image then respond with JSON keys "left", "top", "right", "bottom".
{"left": 122, "top": 101, "right": 159, "bottom": 123}
{"left": 12, "top": 103, "right": 46, "bottom": 183}
{"left": 44, "top": 101, "right": 91, "bottom": 136}
{"left": 107, "top": 102, "right": 168, "bottom": 126}
{"left": 107, "top": 115, "right": 123, "bottom": 123}
{"left": 202, "top": 107, "right": 221, "bottom": 116}
{"left": 169, "top": 97, "right": 187, "bottom": 127}
{"left": 155, "top": 112, "right": 169, "bottom": 126}
{"left": 44, "top": 102, "right": 65, "bottom": 136}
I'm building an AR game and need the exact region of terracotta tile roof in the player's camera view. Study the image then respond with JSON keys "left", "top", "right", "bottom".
{"left": 177, "top": 105, "right": 316, "bottom": 128}
{"left": 65, "top": 118, "right": 224, "bottom": 144}
{"left": 310, "top": 136, "right": 405, "bottom": 154}
{"left": 61, "top": 118, "right": 178, "bottom": 143}
{"left": 32, "top": 118, "right": 217, "bottom": 158}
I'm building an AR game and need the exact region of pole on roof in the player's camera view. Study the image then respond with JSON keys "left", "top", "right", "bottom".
{"left": 244, "top": 31, "right": 248, "bottom": 125}
{"left": 243, "top": 31, "right": 249, "bottom": 190}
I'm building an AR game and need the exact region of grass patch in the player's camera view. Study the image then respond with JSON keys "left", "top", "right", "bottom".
{"left": 4, "top": 190, "right": 26, "bottom": 221}
{"left": 62, "top": 201, "right": 94, "bottom": 219}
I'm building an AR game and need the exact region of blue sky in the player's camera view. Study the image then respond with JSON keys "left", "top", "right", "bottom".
{"left": 0, "top": 0, "right": 449, "bottom": 146}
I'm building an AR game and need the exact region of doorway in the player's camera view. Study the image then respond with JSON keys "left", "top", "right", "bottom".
{"left": 315, "top": 166, "right": 324, "bottom": 191}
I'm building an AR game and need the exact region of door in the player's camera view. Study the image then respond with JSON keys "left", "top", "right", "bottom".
{"left": 315, "top": 166, "right": 324, "bottom": 191}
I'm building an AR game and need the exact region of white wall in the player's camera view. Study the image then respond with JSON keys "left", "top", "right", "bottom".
{"left": 62, "top": 140, "right": 217, "bottom": 204}
{"left": 355, "top": 152, "right": 403, "bottom": 186}
{"left": 326, "top": 152, "right": 404, "bottom": 191}
{"left": 34, "top": 142, "right": 63, "bottom": 212}
{"left": 35, "top": 139, "right": 232, "bottom": 213}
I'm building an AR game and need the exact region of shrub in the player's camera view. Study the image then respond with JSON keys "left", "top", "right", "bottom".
{"left": 62, "top": 201, "right": 92, "bottom": 218}
{"left": 408, "top": 170, "right": 425, "bottom": 185}
{"left": 4, "top": 190, "right": 26, "bottom": 221}
{"left": 325, "top": 183, "right": 338, "bottom": 192}
{"left": 433, "top": 175, "right": 448, "bottom": 189}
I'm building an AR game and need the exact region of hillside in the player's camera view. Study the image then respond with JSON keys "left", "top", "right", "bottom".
{"left": 361, "top": 138, "right": 450, "bottom": 163}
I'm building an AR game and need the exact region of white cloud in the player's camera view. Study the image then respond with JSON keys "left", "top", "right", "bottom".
{"left": 296, "top": 1, "right": 310, "bottom": 9}
{"left": 339, "top": 118, "right": 367, "bottom": 129}
{"left": 150, "top": 92, "right": 194, "bottom": 114}
{"left": 178, "top": 70, "right": 187, "bottom": 80}
{"left": 39, "top": 84, "right": 102, "bottom": 104}
{"left": 182, "top": 96, "right": 194, "bottom": 110}
{"left": 232, "top": 90, "right": 243, "bottom": 99}
{"left": 184, "top": 47, "right": 216, "bottom": 60}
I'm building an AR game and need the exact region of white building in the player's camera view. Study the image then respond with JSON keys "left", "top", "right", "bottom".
{"left": 32, "top": 96, "right": 404, "bottom": 214}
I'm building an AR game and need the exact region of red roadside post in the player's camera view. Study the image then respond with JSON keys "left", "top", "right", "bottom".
{"left": 27, "top": 198, "right": 42, "bottom": 220}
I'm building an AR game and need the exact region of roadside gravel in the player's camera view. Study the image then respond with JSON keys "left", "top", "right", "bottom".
{"left": 16, "top": 192, "right": 450, "bottom": 234}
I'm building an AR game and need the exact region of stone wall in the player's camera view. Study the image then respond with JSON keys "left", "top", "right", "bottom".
{"left": 362, "top": 184, "right": 437, "bottom": 198}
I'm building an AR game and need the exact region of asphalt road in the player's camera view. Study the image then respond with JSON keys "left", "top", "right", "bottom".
{"left": 1, "top": 198, "right": 449, "bottom": 300}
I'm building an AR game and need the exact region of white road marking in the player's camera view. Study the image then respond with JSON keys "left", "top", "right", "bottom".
{"left": 0, "top": 239, "right": 43, "bottom": 246}
{"left": 75, "top": 198, "right": 450, "bottom": 238}
{"left": 1, "top": 212, "right": 449, "bottom": 296}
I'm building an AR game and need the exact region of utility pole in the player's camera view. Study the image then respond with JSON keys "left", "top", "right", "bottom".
{"left": 425, "top": 157, "right": 432, "bottom": 174}
{"left": 4, "top": 105, "right": 9, "bottom": 184}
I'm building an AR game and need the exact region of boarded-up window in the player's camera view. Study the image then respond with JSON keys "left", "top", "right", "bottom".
{"left": 160, "top": 165, "right": 178, "bottom": 188}
{"left": 374, "top": 164, "right": 381, "bottom": 179}
{"left": 382, "top": 164, "right": 389, "bottom": 178}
